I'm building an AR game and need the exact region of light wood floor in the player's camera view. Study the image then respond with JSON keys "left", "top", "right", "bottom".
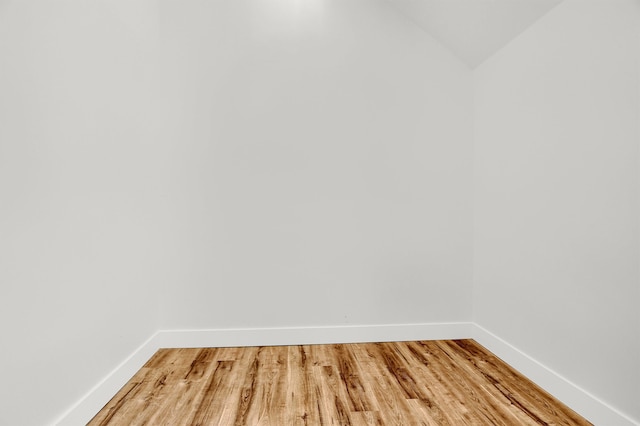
{"left": 89, "top": 339, "right": 591, "bottom": 425}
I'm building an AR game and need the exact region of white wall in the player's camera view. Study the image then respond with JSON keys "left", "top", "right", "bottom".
{"left": 0, "top": 2, "right": 170, "bottom": 425}
{"left": 0, "top": 1, "right": 473, "bottom": 424}
{"left": 473, "top": 0, "right": 640, "bottom": 422}
{"left": 13, "top": 0, "right": 638, "bottom": 424}
{"left": 157, "top": 0, "right": 473, "bottom": 329}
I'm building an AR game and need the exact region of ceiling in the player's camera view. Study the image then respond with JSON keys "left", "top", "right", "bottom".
{"left": 383, "top": 0, "right": 563, "bottom": 68}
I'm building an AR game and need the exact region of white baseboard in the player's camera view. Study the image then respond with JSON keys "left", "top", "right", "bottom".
{"left": 53, "top": 322, "right": 471, "bottom": 425}
{"left": 472, "top": 323, "right": 639, "bottom": 426}
{"left": 54, "top": 322, "right": 638, "bottom": 426}
{"left": 155, "top": 322, "right": 474, "bottom": 349}
{"left": 53, "top": 331, "right": 165, "bottom": 426}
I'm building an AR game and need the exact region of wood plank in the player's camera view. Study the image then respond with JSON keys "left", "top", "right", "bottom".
{"left": 88, "top": 339, "right": 592, "bottom": 426}
{"left": 285, "top": 345, "right": 323, "bottom": 425}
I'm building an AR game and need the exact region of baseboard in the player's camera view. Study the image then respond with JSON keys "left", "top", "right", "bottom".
{"left": 472, "top": 323, "right": 639, "bottom": 426}
{"left": 155, "top": 321, "right": 474, "bottom": 348}
{"left": 53, "top": 331, "right": 165, "bottom": 426}
{"left": 53, "top": 322, "right": 472, "bottom": 425}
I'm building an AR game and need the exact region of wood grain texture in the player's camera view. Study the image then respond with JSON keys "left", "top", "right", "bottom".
{"left": 89, "top": 339, "right": 591, "bottom": 425}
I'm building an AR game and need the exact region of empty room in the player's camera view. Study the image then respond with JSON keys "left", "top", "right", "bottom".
{"left": 1, "top": 0, "right": 638, "bottom": 425}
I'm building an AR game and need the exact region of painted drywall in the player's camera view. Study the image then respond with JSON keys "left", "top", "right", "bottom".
{"left": 157, "top": 0, "right": 474, "bottom": 329}
{"left": 0, "top": 1, "right": 169, "bottom": 425}
{"left": 0, "top": 1, "right": 473, "bottom": 424}
{"left": 16, "top": 0, "right": 640, "bottom": 424}
{"left": 384, "top": 0, "right": 563, "bottom": 68}
{"left": 473, "top": 0, "right": 640, "bottom": 422}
